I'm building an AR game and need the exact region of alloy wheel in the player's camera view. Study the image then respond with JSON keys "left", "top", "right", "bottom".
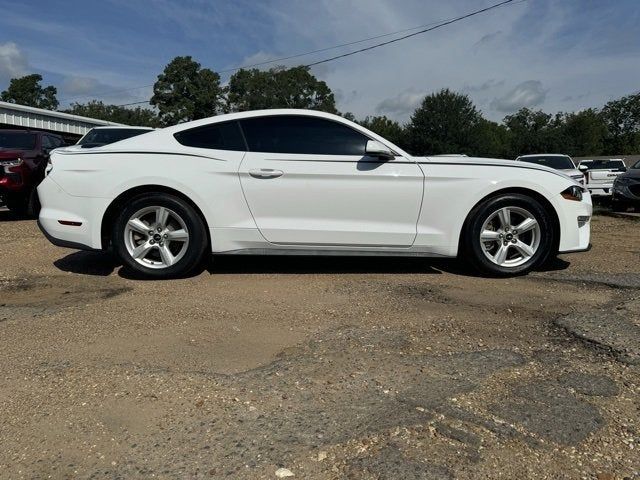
{"left": 123, "top": 206, "right": 190, "bottom": 269}
{"left": 479, "top": 206, "right": 541, "bottom": 268}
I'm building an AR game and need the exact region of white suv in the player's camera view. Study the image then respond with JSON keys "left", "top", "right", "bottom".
{"left": 516, "top": 154, "right": 584, "bottom": 185}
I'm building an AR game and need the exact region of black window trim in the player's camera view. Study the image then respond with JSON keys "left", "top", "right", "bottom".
{"left": 173, "top": 114, "right": 401, "bottom": 157}
{"left": 238, "top": 113, "right": 395, "bottom": 157}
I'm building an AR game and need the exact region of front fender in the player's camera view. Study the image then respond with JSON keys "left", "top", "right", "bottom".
{"left": 415, "top": 162, "right": 585, "bottom": 256}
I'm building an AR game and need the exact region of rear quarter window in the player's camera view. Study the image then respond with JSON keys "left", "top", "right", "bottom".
{"left": 174, "top": 121, "right": 246, "bottom": 151}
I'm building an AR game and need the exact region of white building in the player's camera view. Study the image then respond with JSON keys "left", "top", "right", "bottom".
{"left": 0, "top": 101, "right": 122, "bottom": 143}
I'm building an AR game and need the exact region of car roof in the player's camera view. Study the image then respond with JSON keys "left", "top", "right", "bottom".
{"left": 88, "top": 126, "right": 154, "bottom": 130}
{"left": 579, "top": 158, "right": 624, "bottom": 163}
{"left": 98, "top": 109, "right": 411, "bottom": 158}
{"left": 517, "top": 153, "right": 570, "bottom": 158}
{"left": 1, "top": 129, "right": 60, "bottom": 136}
{"left": 161, "top": 109, "right": 377, "bottom": 135}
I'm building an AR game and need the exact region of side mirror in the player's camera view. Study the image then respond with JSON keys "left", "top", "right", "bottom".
{"left": 365, "top": 140, "right": 394, "bottom": 160}
{"left": 619, "top": 167, "right": 627, "bottom": 172}
{"left": 578, "top": 164, "right": 588, "bottom": 171}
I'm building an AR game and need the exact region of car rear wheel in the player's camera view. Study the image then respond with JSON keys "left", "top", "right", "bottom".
{"left": 5, "top": 192, "right": 28, "bottom": 217}
{"left": 112, "top": 194, "right": 208, "bottom": 279}
{"left": 5, "top": 188, "right": 40, "bottom": 218}
{"left": 462, "top": 193, "right": 554, "bottom": 276}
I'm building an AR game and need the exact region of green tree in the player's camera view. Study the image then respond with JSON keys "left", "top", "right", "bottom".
{"left": 150, "top": 56, "right": 224, "bottom": 126}
{"left": 341, "top": 112, "right": 357, "bottom": 122}
{"left": 359, "top": 115, "right": 405, "bottom": 148}
{"left": 600, "top": 93, "right": 640, "bottom": 154}
{"left": 405, "top": 89, "right": 481, "bottom": 155}
{"left": 560, "top": 108, "right": 607, "bottom": 156}
{"left": 470, "top": 118, "right": 511, "bottom": 158}
{"left": 64, "top": 100, "right": 160, "bottom": 127}
{"left": 502, "top": 108, "right": 565, "bottom": 156}
{"left": 1, "top": 74, "right": 58, "bottom": 110}
{"left": 226, "top": 66, "right": 337, "bottom": 113}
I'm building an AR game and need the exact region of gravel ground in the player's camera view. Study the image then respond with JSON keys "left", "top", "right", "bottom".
{"left": 0, "top": 209, "right": 638, "bottom": 479}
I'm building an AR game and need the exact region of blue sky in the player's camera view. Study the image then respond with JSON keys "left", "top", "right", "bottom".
{"left": 0, "top": 0, "right": 638, "bottom": 121}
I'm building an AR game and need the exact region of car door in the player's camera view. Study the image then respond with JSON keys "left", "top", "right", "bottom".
{"left": 238, "top": 115, "right": 424, "bottom": 247}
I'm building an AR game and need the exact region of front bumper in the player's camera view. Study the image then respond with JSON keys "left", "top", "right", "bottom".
{"left": 556, "top": 193, "right": 592, "bottom": 254}
{"left": 37, "top": 177, "right": 110, "bottom": 250}
{"left": 612, "top": 180, "right": 640, "bottom": 204}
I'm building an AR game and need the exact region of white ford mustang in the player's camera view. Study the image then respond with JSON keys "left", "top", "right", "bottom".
{"left": 38, "top": 109, "right": 592, "bottom": 278}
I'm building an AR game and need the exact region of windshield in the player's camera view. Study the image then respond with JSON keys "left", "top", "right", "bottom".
{"left": 0, "top": 131, "right": 36, "bottom": 150}
{"left": 579, "top": 160, "right": 625, "bottom": 170}
{"left": 518, "top": 155, "right": 575, "bottom": 170}
{"left": 78, "top": 128, "right": 151, "bottom": 146}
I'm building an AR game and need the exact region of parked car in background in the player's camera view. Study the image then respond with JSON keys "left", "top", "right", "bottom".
{"left": 515, "top": 154, "right": 585, "bottom": 185}
{"left": 60, "top": 126, "right": 154, "bottom": 151}
{"left": 39, "top": 109, "right": 592, "bottom": 279}
{"left": 577, "top": 159, "right": 627, "bottom": 197}
{"left": 612, "top": 158, "right": 640, "bottom": 210}
{"left": 0, "top": 129, "right": 65, "bottom": 216}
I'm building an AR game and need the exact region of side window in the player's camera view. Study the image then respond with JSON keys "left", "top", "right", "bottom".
{"left": 42, "top": 136, "right": 53, "bottom": 149}
{"left": 174, "top": 121, "right": 246, "bottom": 151}
{"left": 240, "top": 115, "right": 369, "bottom": 156}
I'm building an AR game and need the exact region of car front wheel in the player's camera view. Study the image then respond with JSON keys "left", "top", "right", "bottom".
{"left": 462, "top": 193, "right": 554, "bottom": 276}
{"left": 112, "top": 193, "right": 208, "bottom": 279}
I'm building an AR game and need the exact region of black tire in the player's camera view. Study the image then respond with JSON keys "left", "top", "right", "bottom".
{"left": 461, "top": 193, "right": 555, "bottom": 276}
{"left": 112, "top": 193, "right": 208, "bottom": 279}
{"left": 611, "top": 198, "right": 629, "bottom": 212}
{"left": 26, "top": 187, "right": 41, "bottom": 218}
{"left": 5, "top": 193, "right": 28, "bottom": 217}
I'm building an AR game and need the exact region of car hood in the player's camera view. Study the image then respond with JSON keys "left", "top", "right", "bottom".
{"left": 559, "top": 168, "right": 584, "bottom": 178}
{"left": 421, "top": 156, "right": 575, "bottom": 179}
{"left": 419, "top": 156, "right": 590, "bottom": 186}
{"left": 618, "top": 169, "right": 640, "bottom": 180}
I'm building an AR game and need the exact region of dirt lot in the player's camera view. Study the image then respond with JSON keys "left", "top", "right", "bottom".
{"left": 0, "top": 209, "right": 639, "bottom": 479}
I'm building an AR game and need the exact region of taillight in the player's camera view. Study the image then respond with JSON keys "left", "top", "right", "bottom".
{"left": 0, "top": 157, "right": 23, "bottom": 173}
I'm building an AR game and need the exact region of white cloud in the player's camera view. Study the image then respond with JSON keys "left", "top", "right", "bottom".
{"left": 473, "top": 30, "right": 503, "bottom": 50}
{"left": 0, "top": 42, "right": 28, "bottom": 84}
{"left": 2, "top": 0, "right": 639, "bottom": 121}
{"left": 61, "top": 76, "right": 101, "bottom": 96}
{"left": 221, "top": 0, "right": 640, "bottom": 122}
{"left": 490, "top": 80, "right": 547, "bottom": 113}
{"left": 376, "top": 89, "right": 426, "bottom": 118}
{"left": 463, "top": 79, "right": 505, "bottom": 93}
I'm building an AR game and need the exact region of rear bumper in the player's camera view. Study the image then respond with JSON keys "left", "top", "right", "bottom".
{"left": 37, "top": 220, "right": 96, "bottom": 250}
{"left": 587, "top": 185, "right": 612, "bottom": 196}
{"left": 37, "top": 177, "right": 109, "bottom": 250}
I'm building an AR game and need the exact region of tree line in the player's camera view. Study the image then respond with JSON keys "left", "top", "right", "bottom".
{"left": 1, "top": 56, "right": 639, "bottom": 158}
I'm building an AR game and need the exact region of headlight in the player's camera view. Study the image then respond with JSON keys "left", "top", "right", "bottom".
{"left": 0, "top": 158, "right": 23, "bottom": 167}
{"left": 561, "top": 185, "right": 584, "bottom": 201}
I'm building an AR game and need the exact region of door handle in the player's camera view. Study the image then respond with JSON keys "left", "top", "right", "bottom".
{"left": 249, "top": 168, "right": 284, "bottom": 179}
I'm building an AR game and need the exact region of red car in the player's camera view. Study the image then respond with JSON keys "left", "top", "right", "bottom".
{"left": 0, "top": 129, "right": 65, "bottom": 216}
